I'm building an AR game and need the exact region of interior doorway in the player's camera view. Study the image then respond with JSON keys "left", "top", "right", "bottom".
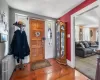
{"left": 71, "top": 1, "right": 99, "bottom": 80}
{"left": 30, "top": 19, "right": 45, "bottom": 62}
{"left": 75, "top": 8, "right": 99, "bottom": 79}
{"left": 71, "top": 1, "right": 98, "bottom": 68}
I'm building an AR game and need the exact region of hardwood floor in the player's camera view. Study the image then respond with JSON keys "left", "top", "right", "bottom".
{"left": 10, "top": 58, "right": 89, "bottom": 80}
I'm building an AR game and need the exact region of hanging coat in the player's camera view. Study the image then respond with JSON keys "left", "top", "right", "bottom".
{"left": 10, "top": 30, "right": 30, "bottom": 61}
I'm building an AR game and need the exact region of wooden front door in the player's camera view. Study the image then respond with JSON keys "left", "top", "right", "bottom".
{"left": 30, "top": 19, "right": 45, "bottom": 62}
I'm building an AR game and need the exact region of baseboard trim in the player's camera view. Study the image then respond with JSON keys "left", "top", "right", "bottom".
{"left": 67, "top": 60, "right": 75, "bottom": 68}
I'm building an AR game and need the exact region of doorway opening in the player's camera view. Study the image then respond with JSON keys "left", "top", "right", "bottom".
{"left": 71, "top": 1, "right": 99, "bottom": 80}
{"left": 75, "top": 8, "right": 99, "bottom": 80}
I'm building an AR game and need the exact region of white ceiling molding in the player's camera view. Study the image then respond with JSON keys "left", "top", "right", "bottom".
{"left": 6, "top": 0, "right": 85, "bottom": 18}
{"left": 75, "top": 8, "right": 99, "bottom": 27}
{"left": 83, "top": 25, "right": 98, "bottom": 28}
{"left": 95, "top": 0, "right": 100, "bottom": 17}
{"left": 60, "top": 0, "right": 85, "bottom": 17}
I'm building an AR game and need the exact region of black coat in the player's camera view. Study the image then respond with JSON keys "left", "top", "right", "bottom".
{"left": 11, "top": 30, "right": 30, "bottom": 60}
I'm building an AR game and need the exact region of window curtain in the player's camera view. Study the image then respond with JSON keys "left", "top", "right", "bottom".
{"left": 83, "top": 28, "right": 90, "bottom": 41}
{"left": 75, "top": 26, "right": 79, "bottom": 41}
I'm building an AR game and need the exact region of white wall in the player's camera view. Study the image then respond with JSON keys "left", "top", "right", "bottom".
{"left": 0, "top": 0, "right": 15, "bottom": 80}
{"left": 0, "top": 0, "right": 9, "bottom": 60}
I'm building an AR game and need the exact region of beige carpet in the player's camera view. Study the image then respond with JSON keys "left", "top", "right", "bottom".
{"left": 31, "top": 60, "right": 51, "bottom": 70}
{"left": 76, "top": 55, "right": 97, "bottom": 80}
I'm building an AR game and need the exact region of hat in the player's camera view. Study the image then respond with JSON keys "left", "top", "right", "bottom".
{"left": 13, "top": 21, "right": 25, "bottom": 27}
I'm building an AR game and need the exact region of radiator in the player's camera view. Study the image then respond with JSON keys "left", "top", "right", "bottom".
{"left": 2, "top": 55, "right": 15, "bottom": 80}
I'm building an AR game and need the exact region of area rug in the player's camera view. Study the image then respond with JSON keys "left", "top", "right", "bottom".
{"left": 31, "top": 60, "right": 51, "bottom": 70}
{"left": 76, "top": 55, "right": 97, "bottom": 80}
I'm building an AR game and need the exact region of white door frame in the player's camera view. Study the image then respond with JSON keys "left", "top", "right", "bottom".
{"left": 70, "top": 1, "right": 98, "bottom": 68}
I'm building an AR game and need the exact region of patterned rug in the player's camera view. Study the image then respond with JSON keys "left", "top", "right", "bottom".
{"left": 31, "top": 60, "right": 51, "bottom": 70}
{"left": 76, "top": 55, "right": 97, "bottom": 80}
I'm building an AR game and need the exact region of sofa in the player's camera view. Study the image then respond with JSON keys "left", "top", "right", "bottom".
{"left": 75, "top": 41, "right": 98, "bottom": 58}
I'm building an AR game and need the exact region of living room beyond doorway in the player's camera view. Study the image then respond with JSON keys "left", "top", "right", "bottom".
{"left": 75, "top": 7, "right": 99, "bottom": 80}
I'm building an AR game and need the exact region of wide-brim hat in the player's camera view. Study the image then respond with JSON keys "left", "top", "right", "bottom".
{"left": 13, "top": 21, "right": 25, "bottom": 27}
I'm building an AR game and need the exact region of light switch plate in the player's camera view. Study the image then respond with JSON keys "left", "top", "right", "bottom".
{"left": 67, "top": 34, "right": 70, "bottom": 38}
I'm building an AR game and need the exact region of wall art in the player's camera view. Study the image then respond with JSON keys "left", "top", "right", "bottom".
{"left": 0, "top": 11, "right": 8, "bottom": 32}
{"left": 0, "top": 11, "right": 5, "bottom": 23}
{"left": 0, "top": 33, "right": 8, "bottom": 42}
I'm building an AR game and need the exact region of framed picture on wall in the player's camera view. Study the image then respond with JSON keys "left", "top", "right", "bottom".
{"left": 0, "top": 11, "right": 5, "bottom": 23}
{"left": 0, "top": 33, "right": 8, "bottom": 42}
{"left": 90, "top": 30, "right": 93, "bottom": 37}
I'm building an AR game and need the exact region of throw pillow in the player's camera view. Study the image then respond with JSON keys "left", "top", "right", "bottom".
{"left": 80, "top": 43, "right": 85, "bottom": 48}
{"left": 91, "top": 41, "right": 97, "bottom": 45}
{"left": 84, "top": 42, "right": 90, "bottom": 48}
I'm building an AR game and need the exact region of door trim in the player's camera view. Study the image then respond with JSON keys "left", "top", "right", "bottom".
{"left": 70, "top": 1, "right": 98, "bottom": 68}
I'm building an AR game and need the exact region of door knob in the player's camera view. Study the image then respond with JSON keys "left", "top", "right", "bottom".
{"left": 42, "top": 37, "right": 46, "bottom": 41}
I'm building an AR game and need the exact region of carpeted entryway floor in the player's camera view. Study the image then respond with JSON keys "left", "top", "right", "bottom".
{"left": 76, "top": 55, "right": 97, "bottom": 80}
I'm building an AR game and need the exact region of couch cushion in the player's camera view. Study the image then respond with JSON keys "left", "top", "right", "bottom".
{"left": 91, "top": 41, "right": 97, "bottom": 45}
{"left": 86, "top": 41, "right": 91, "bottom": 47}
{"left": 80, "top": 43, "right": 85, "bottom": 48}
{"left": 83, "top": 42, "right": 90, "bottom": 48}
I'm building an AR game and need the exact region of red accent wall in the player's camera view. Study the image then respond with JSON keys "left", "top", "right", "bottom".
{"left": 59, "top": 0, "right": 96, "bottom": 61}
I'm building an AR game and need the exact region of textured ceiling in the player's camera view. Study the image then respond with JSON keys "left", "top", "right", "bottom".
{"left": 75, "top": 8, "right": 99, "bottom": 28}
{"left": 6, "top": 0, "right": 85, "bottom": 18}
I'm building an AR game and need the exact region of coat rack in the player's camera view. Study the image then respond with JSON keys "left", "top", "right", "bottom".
{"left": 13, "top": 21, "right": 26, "bottom": 70}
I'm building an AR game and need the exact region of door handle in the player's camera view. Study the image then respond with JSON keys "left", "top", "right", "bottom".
{"left": 41, "top": 37, "right": 45, "bottom": 47}
{"left": 42, "top": 37, "right": 46, "bottom": 41}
